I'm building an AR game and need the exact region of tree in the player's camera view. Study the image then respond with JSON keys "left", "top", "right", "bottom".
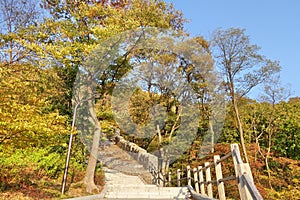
{"left": 261, "top": 75, "right": 291, "bottom": 189}
{"left": 274, "top": 98, "right": 300, "bottom": 160}
{"left": 107, "top": 33, "right": 225, "bottom": 175}
{"left": 0, "top": 0, "right": 42, "bottom": 64}
{"left": 240, "top": 75, "right": 291, "bottom": 189}
{"left": 19, "top": 0, "right": 186, "bottom": 192}
{"left": 0, "top": 62, "right": 69, "bottom": 150}
{"left": 211, "top": 28, "right": 280, "bottom": 163}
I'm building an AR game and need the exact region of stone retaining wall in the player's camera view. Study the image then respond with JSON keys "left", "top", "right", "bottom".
{"left": 115, "top": 135, "right": 158, "bottom": 172}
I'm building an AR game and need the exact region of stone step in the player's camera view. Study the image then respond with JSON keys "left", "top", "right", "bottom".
{"left": 104, "top": 187, "right": 188, "bottom": 199}
{"left": 106, "top": 186, "right": 187, "bottom": 193}
{"left": 104, "top": 192, "right": 187, "bottom": 199}
{"left": 104, "top": 194, "right": 186, "bottom": 199}
{"left": 105, "top": 179, "right": 145, "bottom": 185}
{"left": 98, "top": 145, "right": 189, "bottom": 199}
{"left": 106, "top": 184, "right": 157, "bottom": 188}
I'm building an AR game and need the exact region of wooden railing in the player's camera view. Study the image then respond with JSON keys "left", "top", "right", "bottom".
{"left": 149, "top": 144, "right": 263, "bottom": 200}
{"left": 114, "top": 135, "right": 263, "bottom": 199}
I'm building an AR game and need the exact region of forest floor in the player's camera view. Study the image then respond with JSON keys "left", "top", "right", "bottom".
{"left": 0, "top": 170, "right": 105, "bottom": 200}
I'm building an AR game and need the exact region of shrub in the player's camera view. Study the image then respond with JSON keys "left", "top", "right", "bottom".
{"left": 0, "top": 147, "right": 67, "bottom": 191}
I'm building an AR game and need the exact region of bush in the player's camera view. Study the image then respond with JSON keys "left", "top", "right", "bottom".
{"left": 0, "top": 146, "right": 71, "bottom": 191}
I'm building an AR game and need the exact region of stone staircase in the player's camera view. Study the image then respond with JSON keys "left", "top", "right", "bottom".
{"left": 98, "top": 143, "right": 188, "bottom": 199}
{"left": 102, "top": 167, "right": 188, "bottom": 199}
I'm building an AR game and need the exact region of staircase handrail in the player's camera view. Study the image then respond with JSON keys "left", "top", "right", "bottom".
{"left": 114, "top": 135, "right": 263, "bottom": 199}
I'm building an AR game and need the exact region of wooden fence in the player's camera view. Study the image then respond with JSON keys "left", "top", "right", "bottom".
{"left": 115, "top": 135, "right": 263, "bottom": 199}
{"left": 149, "top": 144, "right": 263, "bottom": 200}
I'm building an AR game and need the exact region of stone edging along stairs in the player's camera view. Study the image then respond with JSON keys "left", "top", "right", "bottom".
{"left": 98, "top": 143, "right": 189, "bottom": 199}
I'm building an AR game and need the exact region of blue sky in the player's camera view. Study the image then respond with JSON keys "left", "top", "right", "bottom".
{"left": 165, "top": 0, "right": 300, "bottom": 99}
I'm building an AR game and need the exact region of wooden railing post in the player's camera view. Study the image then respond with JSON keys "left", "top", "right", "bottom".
{"left": 177, "top": 169, "right": 181, "bottom": 187}
{"left": 168, "top": 171, "right": 172, "bottom": 187}
{"left": 214, "top": 155, "right": 226, "bottom": 200}
{"left": 160, "top": 172, "right": 164, "bottom": 187}
{"left": 163, "top": 173, "right": 166, "bottom": 187}
{"left": 205, "top": 162, "right": 213, "bottom": 198}
{"left": 152, "top": 168, "right": 158, "bottom": 185}
{"left": 231, "top": 143, "right": 262, "bottom": 200}
{"left": 157, "top": 171, "right": 160, "bottom": 186}
{"left": 187, "top": 165, "right": 191, "bottom": 186}
{"left": 231, "top": 144, "right": 247, "bottom": 200}
{"left": 193, "top": 167, "right": 199, "bottom": 193}
{"left": 198, "top": 166, "right": 205, "bottom": 195}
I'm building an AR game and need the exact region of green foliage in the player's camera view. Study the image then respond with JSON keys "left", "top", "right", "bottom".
{"left": 264, "top": 157, "right": 300, "bottom": 199}
{"left": 266, "top": 187, "right": 300, "bottom": 200}
{"left": 0, "top": 63, "right": 70, "bottom": 149}
{"left": 129, "top": 88, "right": 153, "bottom": 126}
{"left": 0, "top": 144, "right": 86, "bottom": 191}
{"left": 0, "top": 147, "right": 61, "bottom": 190}
{"left": 18, "top": 0, "right": 186, "bottom": 118}
{"left": 273, "top": 100, "right": 300, "bottom": 160}
{"left": 219, "top": 127, "right": 239, "bottom": 143}
{"left": 240, "top": 98, "right": 300, "bottom": 160}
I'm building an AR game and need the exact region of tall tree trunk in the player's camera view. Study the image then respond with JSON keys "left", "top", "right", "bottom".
{"left": 254, "top": 131, "right": 264, "bottom": 162}
{"left": 84, "top": 77, "right": 101, "bottom": 193}
{"left": 9, "top": 40, "right": 13, "bottom": 63}
{"left": 208, "top": 120, "right": 215, "bottom": 153}
{"left": 84, "top": 126, "right": 101, "bottom": 193}
{"left": 229, "top": 77, "right": 249, "bottom": 163}
{"left": 157, "top": 125, "right": 165, "bottom": 186}
{"left": 168, "top": 106, "right": 181, "bottom": 142}
{"left": 157, "top": 125, "right": 163, "bottom": 171}
{"left": 265, "top": 146, "right": 273, "bottom": 190}
{"left": 265, "top": 127, "right": 273, "bottom": 189}
{"left": 232, "top": 96, "right": 249, "bottom": 163}
{"left": 266, "top": 117, "right": 274, "bottom": 189}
